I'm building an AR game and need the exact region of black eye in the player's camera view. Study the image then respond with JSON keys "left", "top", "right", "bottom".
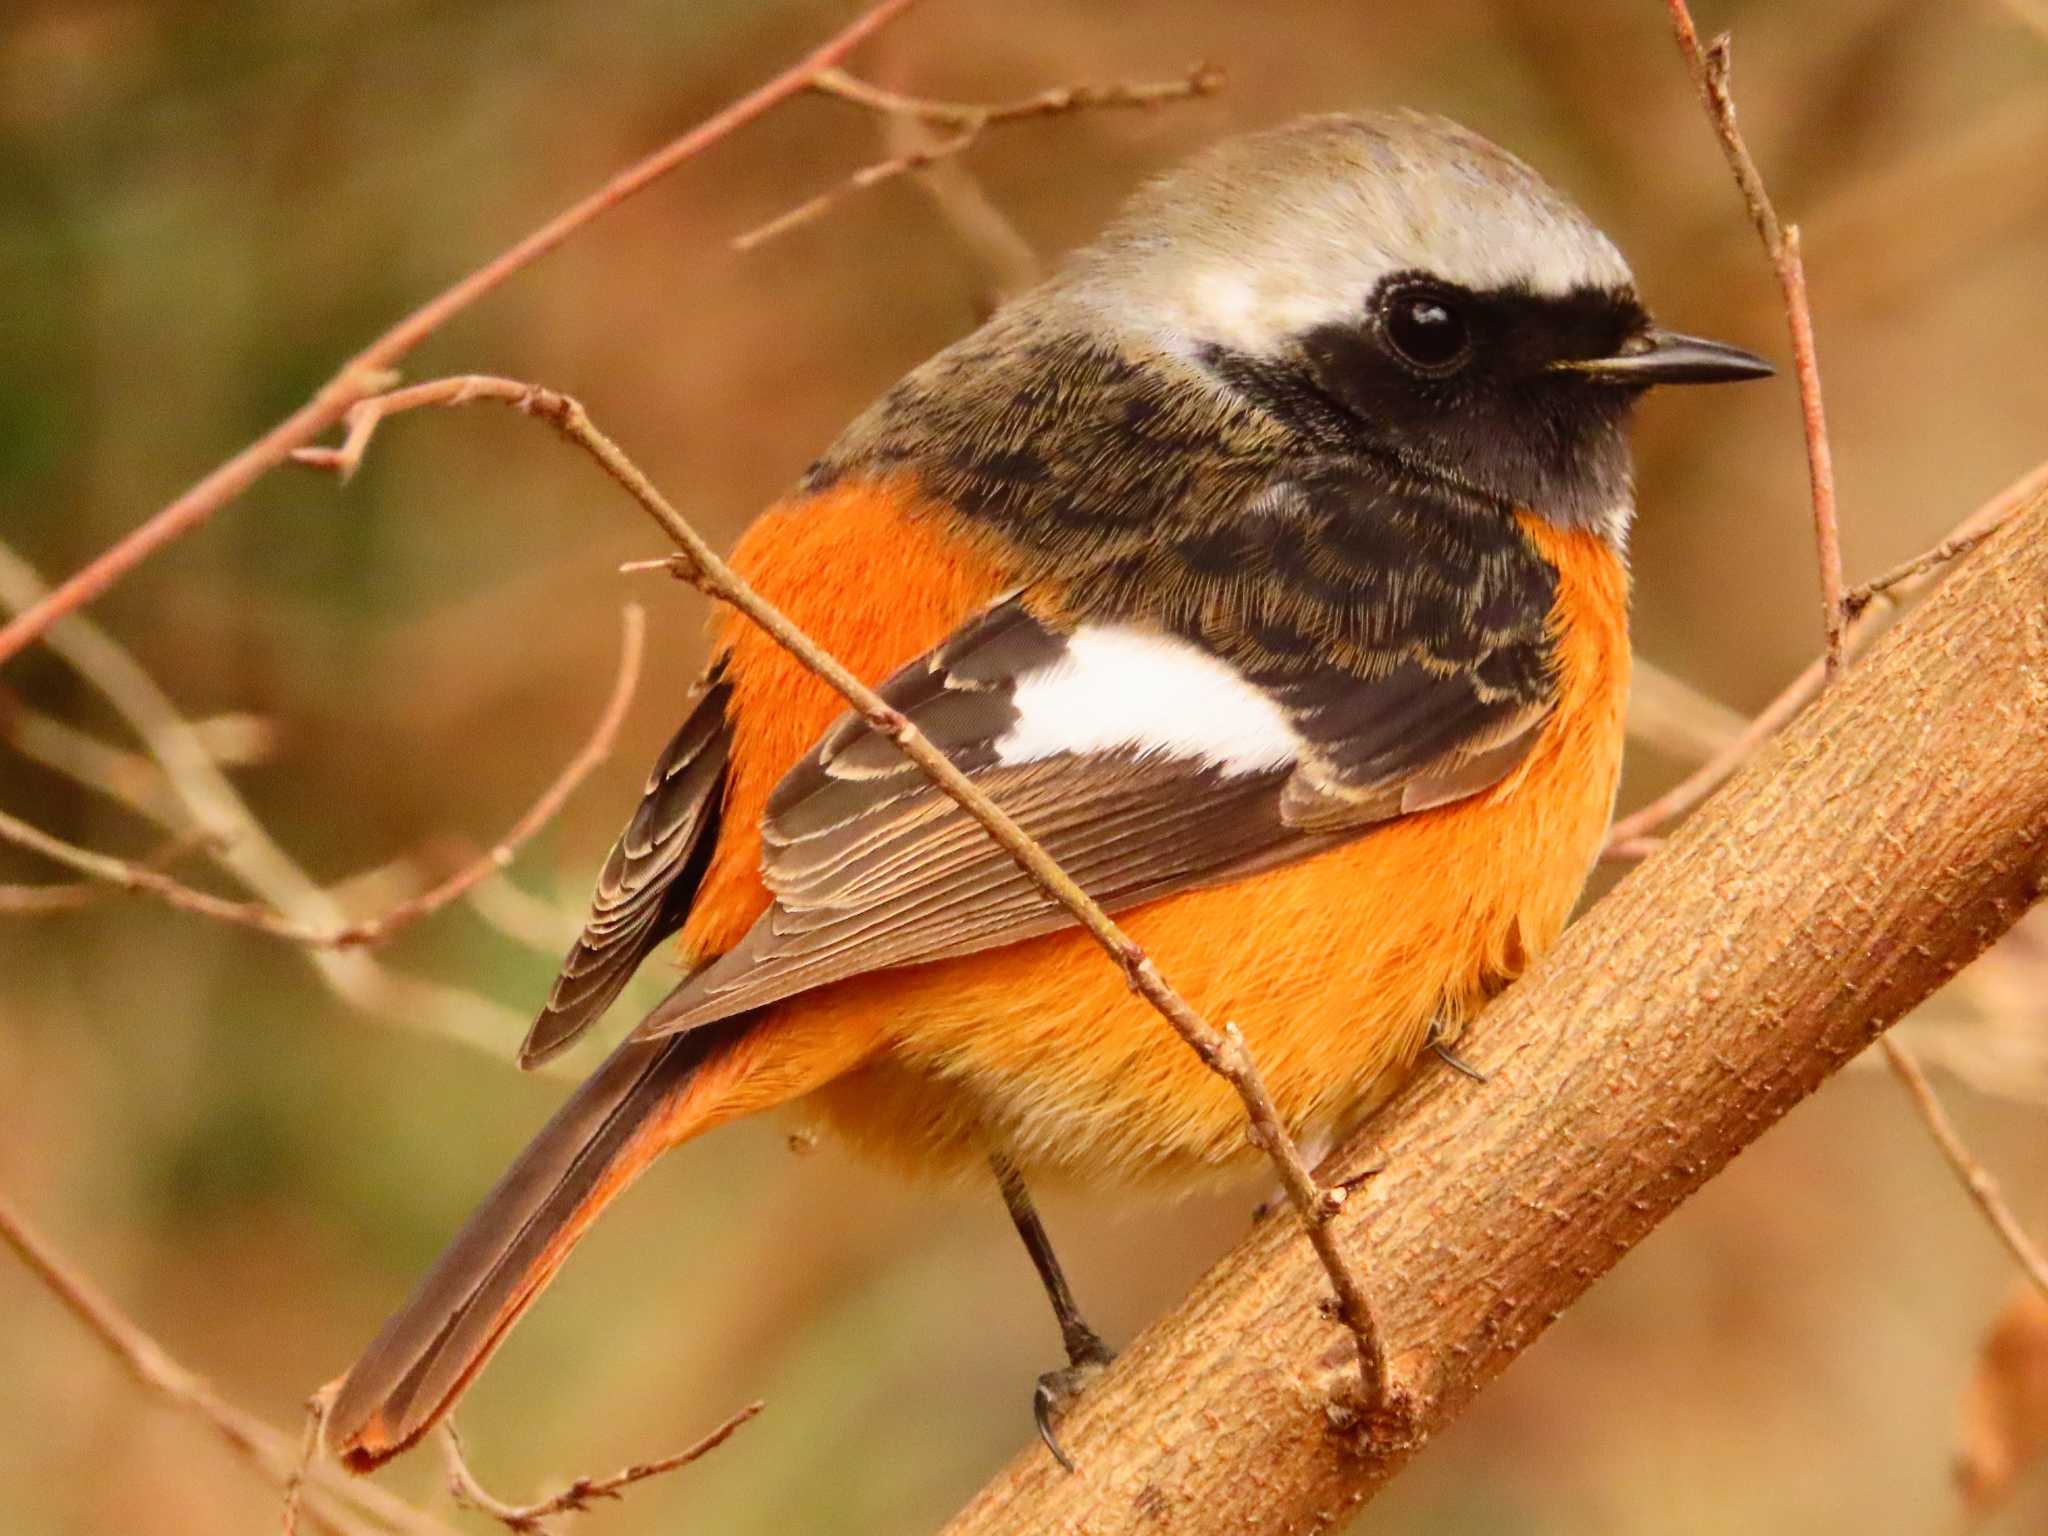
{"left": 1381, "top": 285, "right": 1472, "bottom": 373}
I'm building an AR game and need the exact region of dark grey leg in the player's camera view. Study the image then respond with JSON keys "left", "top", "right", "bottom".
{"left": 989, "top": 1151, "right": 1114, "bottom": 1472}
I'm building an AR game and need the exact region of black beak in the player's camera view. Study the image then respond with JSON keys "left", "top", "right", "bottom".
{"left": 1553, "top": 328, "right": 1775, "bottom": 387}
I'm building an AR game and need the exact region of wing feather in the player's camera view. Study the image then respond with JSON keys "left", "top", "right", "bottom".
{"left": 518, "top": 668, "right": 732, "bottom": 1067}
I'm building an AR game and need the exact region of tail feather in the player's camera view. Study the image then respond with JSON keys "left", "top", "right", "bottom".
{"left": 328, "top": 1018, "right": 753, "bottom": 1470}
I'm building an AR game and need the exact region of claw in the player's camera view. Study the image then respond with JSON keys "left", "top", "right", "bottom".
{"left": 1034, "top": 1375, "right": 1078, "bottom": 1473}
{"left": 1427, "top": 1024, "right": 1489, "bottom": 1083}
{"left": 1032, "top": 1341, "right": 1113, "bottom": 1473}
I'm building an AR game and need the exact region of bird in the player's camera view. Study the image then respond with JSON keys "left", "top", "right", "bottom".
{"left": 326, "top": 107, "right": 1771, "bottom": 1474}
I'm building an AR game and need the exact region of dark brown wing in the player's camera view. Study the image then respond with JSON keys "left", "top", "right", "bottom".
{"left": 632, "top": 511, "right": 1559, "bottom": 1042}
{"left": 519, "top": 666, "right": 731, "bottom": 1066}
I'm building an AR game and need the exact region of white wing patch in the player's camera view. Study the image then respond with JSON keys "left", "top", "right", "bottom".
{"left": 993, "top": 625, "right": 1302, "bottom": 774}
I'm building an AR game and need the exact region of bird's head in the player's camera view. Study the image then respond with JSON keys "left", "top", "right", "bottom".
{"left": 1060, "top": 109, "right": 1772, "bottom": 539}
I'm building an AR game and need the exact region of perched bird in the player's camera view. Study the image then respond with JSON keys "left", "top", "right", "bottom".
{"left": 328, "top": 108, "right": 1770, "bottom": 1472}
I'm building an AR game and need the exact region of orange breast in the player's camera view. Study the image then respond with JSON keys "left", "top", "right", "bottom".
{"left": 795, "top": 514, "right": 1632, "bottom": 1185}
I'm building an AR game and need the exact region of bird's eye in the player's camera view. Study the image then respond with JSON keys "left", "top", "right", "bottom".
{"left": 1380, "top": 285, "right": 1472, "bottom": 374}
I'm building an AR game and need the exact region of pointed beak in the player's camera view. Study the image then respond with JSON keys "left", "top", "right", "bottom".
{"left": 1553, "top": 328, "right": 1775, "bottom": 387}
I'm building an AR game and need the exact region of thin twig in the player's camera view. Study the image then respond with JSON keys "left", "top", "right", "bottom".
{"left": 0, "top": 880, "right": 100, "bottom": 914}
{"left": 1842, "top": 493, "right": 2036, "bottom": 619}
{"left": 1604, "top": 455, "right": 2048, "bottom": 849}
{"left": 297, "top": 373, "right": 1397, "bottom": 1414}
{"left": 0, "top": 830, "right": 213, "bottom": 917}
{"left": 812, "top": 62, "right": 1225, "bottom": 128}
{"left": 0, "top": 805, "right": 333, "bottom": 941}
{"left": 0, "top": 598, "right": 639, "bottom": 957}
{"left": 1665, "top": 3, "right": 1845, "bottom": 678}
{"left": 440, "top": 1406, "right": 760, "bottom": 1535}
{"left": 732, "top": 128, "right": 982, "bottom": 252}
{"left": 732, "top": 63, "right": 1224, "bottom": 251}
{"left": 0, "top": 1189, "right": 455, "bottom": 1536}
{"left": 0, "top": 0, "right": 921, "bottom": 670}
{"left": 461, "top": 868, "right": 588, "bottom": 953}
{"left": 1880, "top": 1037, "right": 2048, "bottom": 1301}
{"left": 1, "top": 697, "right": 188, "bottom": 825}
{"left": 281, "top": 1388, "right": 336, "bottom": 1536}
{"left": 0, "top": 536, "right": 566, "bottom": 1070}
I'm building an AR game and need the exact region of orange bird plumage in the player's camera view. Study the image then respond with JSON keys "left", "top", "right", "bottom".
{"left": 327, "top": 109, "right": 1769, "bottom": 1472}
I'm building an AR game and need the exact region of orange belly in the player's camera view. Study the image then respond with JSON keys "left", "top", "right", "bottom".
{"left": 693, "top": 483, "right": 1631, "bottom": 1187}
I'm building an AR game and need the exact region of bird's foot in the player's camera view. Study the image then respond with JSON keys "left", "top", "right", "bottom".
{"left": 1033, "top": 1331, "right": 1116, "bottom": 1473}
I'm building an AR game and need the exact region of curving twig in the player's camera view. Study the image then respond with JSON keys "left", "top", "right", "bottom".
{"left": 1665, "top": 1, "right": 1845, "bottom": 678}
{"left": 439, "top": 1407, "right": 762, "bottom": 1535}
{"left": 295, "top": 372, "right": 1398, "bottom": 1417}
{"left": 0, "top": 534, "right": 538, "bottom": 1066}
{"left": 0, "top": 0, "right": 923, "bottom": 671}
{"left": 1881, "top": 1037, "right": 2048, "bottom": 1301}
{"left": 1842, "top": 489, "right": 2039, "bottom": 619}
{"left": 0, "top": 606, "right": 643, "bottom": 956}
{"left": 0, "top": 1189, "right": 453, "bottom": 1536}
{"left": 0, "top": 806, "right": 326, "bottom": 940}
{"left": 732, "top": 63, "right": 1224, "bottom": 251}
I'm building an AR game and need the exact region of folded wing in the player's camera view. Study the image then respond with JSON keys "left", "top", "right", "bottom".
{"left": 634, "top": 562, "right": 1555, "bottom": 1038}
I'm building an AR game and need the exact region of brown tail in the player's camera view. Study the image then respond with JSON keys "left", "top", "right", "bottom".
{"left": 327, "top": 1013, "right": 837, "bottom": 1470}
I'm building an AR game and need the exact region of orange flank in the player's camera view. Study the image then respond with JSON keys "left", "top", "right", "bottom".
{"left": 681, "top": 478, "right": 1014, "bottom": 960}
{"left": 684, "top": 483, "right": 1633, "bottom": 1188}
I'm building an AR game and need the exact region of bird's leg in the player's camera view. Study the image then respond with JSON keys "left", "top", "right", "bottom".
{"left": 989, "top": 1150, "right": 1113, "bottom": 1472}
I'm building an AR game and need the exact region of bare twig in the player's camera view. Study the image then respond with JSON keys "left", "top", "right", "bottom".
{"left": 1665, "top": 3, "right": 1845, "bottom": 677}
{"left": 297, "top": 372, "right": 1397, "bottom": 1414}
{"left": 810, "top": 62, "right": 1224, "bottom": 128}
{"left": 0, "top": 805, "right": 334, "bottom": 941}
{"left": 0, "top": 1189, "right": 454, "bottom": 1536}
{"left": 1881, "top": 1037, "right": 2048, "bottom": 1301}
{"left": 0, "top": 0, "right": 921, "bottom": 670}
{"left": 0, "top": 536, "right": 637, "bottom": 1061}
{"left": 0, "top": 830, "right": 214, "bottom": 918}
{"left": 732, "top": 63, "right": 1224, "bottom": 252}
{"left": 0, "top": 605, "right": 637, "bottom": 950}
{"left": 439, "top": 1406, "right": 759, "bottom": 1535}
{"left": 0, "top": 879, "right": 100, "bottom": 914}
{"left": 282, "top": 1388, "right": 337, "bottom": 1536}
{"left": 1606, "top": 654, "right": 1823, "bottom": 849}
{"left": 1601, "top": 834, "right": 1666, "bottom": 863}
{"left": 1605, "top": 455, "right": 2048, "bottom": 849}
{"left": 0, "top": 534, "right": 551, "bottom": 1070}
{"left": 1842, "top": 477, "right": 2042, "bottom": 618}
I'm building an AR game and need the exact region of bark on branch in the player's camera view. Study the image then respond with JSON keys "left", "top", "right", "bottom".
{"left": 939, "top": 488, "right": 2048, "bottom": 1534}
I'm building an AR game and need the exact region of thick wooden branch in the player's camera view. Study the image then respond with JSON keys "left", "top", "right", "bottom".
{"left": 940, "top": 488, "right": 2048, "bottom": 1534}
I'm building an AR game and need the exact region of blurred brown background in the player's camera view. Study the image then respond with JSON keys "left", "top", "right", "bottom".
{"left": 3, "top": 1, "right": 2046, "bottom": 1532}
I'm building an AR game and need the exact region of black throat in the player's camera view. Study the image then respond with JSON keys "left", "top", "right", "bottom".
{"left": 1196, "top": 284, "right": 1646, "bottom": 533}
